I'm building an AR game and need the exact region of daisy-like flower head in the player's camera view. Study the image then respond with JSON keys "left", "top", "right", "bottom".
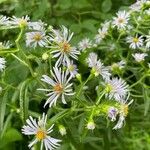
{"left": 87, "top": 53, "right": 111, "bottom": 80}
{"left": 78, "top": 38, "right": 92, "bottom": 51}
{"left": 95, "top": 23, "right": 109, "bottom": 44}
{"left": 0, "top": 41, "right": 11, "bottom": 50}
{"left": 110, "top": 60, "right": 126, "bottom": 71}
{"left": 28, "top": 20, "right": 46, "bottom": 31}
{"left": 113, "top": 96, "right": 133, "bottom": 130}
{"left": 105, "top": 77, "right": 129, "bottom": 102}
{"left": 0, "top": 15, "right": 10, "bottom": 26}
{"left": 65, "top": 59, "right": 78, "bottom": 78}
{"left": 38, "top": 67, "right": 75, "bottom": 107}
{"left": 126, "top": 35, "right": 143, "bottom": 49}
{"left": 0, "top": 57, "right": 6, "bottom": 72}
{"left": 22, "top": 113, "right": 61, "bottom": 150}
{"left": 26, "top": 31, "right": 47, "bottom": 48}
{"left": 108, "top": 107, "right": 118, "bottom": 122}
{"left": 112, "top": 10, "right": 130, "bottom": 30}
{"left": 129, "top": 0, "right": 145, "bottom": 12}
{"left": 49, "top": 25, "right": 80, "bottom": 66}
{"left": 10, "top": 15, "right": 30, "bottom": 28}
{"left": 132, "top": 53, "right": 148, "bottom": 62}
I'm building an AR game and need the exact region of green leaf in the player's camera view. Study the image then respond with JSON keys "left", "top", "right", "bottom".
{"left": 19, "top": 79, "right": 30, "bottom": 122}
{"left": 0, "top": 114, "right": 13, "bottom": 138}
{"left": 0, "top": 128, "right": 22, "bottom": 149}
{"left": 101, "top": 0, "right": 112, "bottom": 13}
{"left": 0, "top": 89, "right": 9, "bottom": 133}
{"left": 73, "top": 0, "right": 92, "bottom": 9}
{"left": 81, "top": 19, "right": 98, "bottom": 33}
{"left": 49, "top": 109, "right": 69, "bottom": 124}
{"left": 83, "top": 136, "right": 102, "bottom": 143}
{"left": 144, "top": 88, "right": 150, "bottom": 116}
{"left": 70, "top": 24, "right": 82, "bottom": 34}
{"left": 58, "top": 0, "right": 72, "bottom": 9}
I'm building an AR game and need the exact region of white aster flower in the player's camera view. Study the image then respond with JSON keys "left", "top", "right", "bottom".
{"left": 22, "top": 113, "right": 61, "bottom": 150}
{"left": 0, "top": 41, "right": 11, "bottom": 49}
{"left": 130, "top": 1, "right": 143, "bottom": 12}
{"left": 112, "top": 11, "right": 130, "bottom": 30}
{"left": 49, "top": 26, "right": 80, "bottom": 66}
{"left": 28, "top": 20, "right": 46, "bottom": 31}
{"left": 38, "top": 67, "right": 75, "bottom": 107}
{"left": 0, "top": 57, "right": 6, "bottom": 71}
{"left": 95, "top": 24, "right": 109, "bottom": 44}
{"left": 65, "top": 59, "right": 78, "bottom": 78}
{"left": 126, "top": 35, "right": 143, "bottom": 49}
{"left": 132, "top": 53, "right": 147, "bottom": 62}
{"left": 87, "top": 53, "right": 111, "bottom": 80}
{"left": 148, "top": 63, "right": 150, "bottom": 68}
{"left": 105, "top": 77, "right": 129, "bottom": 102}
{"left": 110, "top": 60, "right": 126, "bottom": 71}
{"left": 0, "top": 15, "right": 10, "bottom": 26}
{"left": 113, "top": 96, "right": 133, "bottom": 130}
{"left": 26, "top": 31, "right": 47, "bottom": 48}
{"left": 10, "top": 15, "right": 30, "bottom": 27}
{"left": 78, "top": 38, "right": 92, "bottom": 51}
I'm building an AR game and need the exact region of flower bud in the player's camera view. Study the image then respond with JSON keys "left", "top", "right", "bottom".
{"left": 19, "top": 19, "right": 28, "bottom": 28}
{"left": 76, "top": 73, "right": 82, "bottom": 83}
{"left": 58, "top": 125, "right": 66, "bottom": 136}
{"left": 42, "top": 53, "right": 49, "bottom": 60}
{"left": 87, "top": 120, "right": 95, "bottom": 130}
{"left": 91, "top": 67, "right": 99, "bottom": 77}
{"left": 105, "top": 84, "right": 112, "bottom": 93}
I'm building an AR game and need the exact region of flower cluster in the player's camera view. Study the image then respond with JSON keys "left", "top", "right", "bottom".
{"left": 1, "top": 0, "right": 150, "bottom": 149}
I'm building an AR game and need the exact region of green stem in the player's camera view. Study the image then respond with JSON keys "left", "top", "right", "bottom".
{"left": 96, "top": 90, "right": 106, "bottom": 105}
{"left": 15, "top": 28, "right": 24, "bottom": 48}
{"left": 130, "top": 74, "right": 150, "bottom": 88}
{"left": 0, "top": 49, "right": 19, "bottom": 54}
{"left": 76, "top": 74, "right": 93, "bottom": 97}
{"left": 14, "top": 27, "right": 35, "bottom": 77}
{"left": 11, "top": 53, "right": 29, "bottom": 67}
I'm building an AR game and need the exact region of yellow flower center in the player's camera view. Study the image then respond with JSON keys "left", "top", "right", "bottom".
{"left": 121, "top": 104, "right": 128, "bottom": 116}
{"left": 133, "top": 37, "right": 139, "bottom": 43}
{"left": 60, "top": 42, "right": 71, "bottom": 53}
{"left": 112, "top": 63, "right": 119, "bottom": 69}
{"left": 33, "top": 33, "right": 42, "bottom": 41}
{"left": 118, "top": 18, "right": 124, "bottom": 23}
{"left": 68, "top": 65, "right": 74, "bottom": 71}
{"left": 19, "top": 19, "right": 27, "bottom": 27}
{"left": 36, "top": 130, "right": 46, "bottom": 140}
{"left": 54, "top": 84, "right": 63, "bottom": 93}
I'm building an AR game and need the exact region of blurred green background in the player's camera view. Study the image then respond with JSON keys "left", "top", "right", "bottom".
{"left": 1, "top": 0, "right": 135, "bottom": 43}
{"left": 1, "top": 0, "right": 150, "bottom": 150}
